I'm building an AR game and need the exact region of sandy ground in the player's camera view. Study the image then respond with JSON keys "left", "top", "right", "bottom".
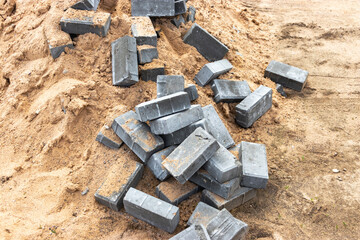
{"left": 0, "top": 0, "right": 359, "bottom": 239}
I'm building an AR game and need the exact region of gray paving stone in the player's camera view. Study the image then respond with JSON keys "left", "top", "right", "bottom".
{"left": 212, "top": 79, "right": 252, "bottom": 103}
{"left": 135, "top": 92, "right": 191, "bottom": 122}
{"left": 156, "top": 178, "right": 199, "bottom": 205}
{"left": 95, "top": 131, "right": 122, "bottom": 149}
{"left": 203, "top": 105, "right": 235, "bottom": 149}
{"left": 203, "top": 144, "right": 241, "bottom": 183}
{"left": 201, "top": 187, "right": 256, "bottom": 211}
{"left": 264, "top": 60, "right": 309, "bottom": 91}
{"left": 60, "top": 9, "right": 111, "bottom": 36}
{"left": 140, "top": 62, "right": 165, "bottom": 82}
{"left": 123, "top": 187, "right": 179, "bottom": 233}
{"left": 138, "top": 45, "right": 158, "bottom": 64}
{"left": 131, "top": 17, "right": 157, "bottom": 47}
{"left": 206, "top": 209, "right": 248, "bottom": 240}
{"left": 194, "top": 60, "right": 233, "bottom": 87}
{"left": 48, "top": 43, "right": 74, "bottom": 59}
{"left": 161, "top": 119, "right": 208, "bottom": 147}
{"left": 190, "top": 170, "right": 240, "bottom": 199}
{"left": 235, "top": 85, "right": 272, "bottom": 128}
{"left": 147, "top": 146, "right": 176, "bottom": 181}
{"left": 150, "top": 105, "right": 204, "bottom": 135}
{"left": 71, "top": 0, "right": 100, "bottom": 11}
{"left": 183, "top": 23, "right": 229, "bottom": 62}
{"left": 111, "top": 36, "right": 139, "bottom": 87}
{"left": 162, "top": 127, "right": 220, "bottom": 184}
{"left": 175, "top": 0, "right": 187, "bottom": 15}
{"left": 95, "top": 162, "right": 144, "bottom": 211}
{"left": 131, "top": 0, "right": 175, "bottom": 17}
{"left": 187, "top": 202, "right": 220, "bottom": 227}
{"left": 184, "top": 84, "right": 199, "bottom": 101}
{"left": 112, "top": 111, "right": 164, "bottom": 162}
{"left": 240, "top": 141, "right": 268, "bottom": 189}
{"left": 276, "top": 83, "right": 287, "bottom": 97}
{"left": 186, "top": 5, "right": 196, "bottom": 22}
{"left": 156, "top": 75, "right": 185, "bottom": 98}
{"left": 170, "top": 224, "right": 210, "bottom": 240}
{"left": 171, "top": 15, "right": 186, "bottom": 28}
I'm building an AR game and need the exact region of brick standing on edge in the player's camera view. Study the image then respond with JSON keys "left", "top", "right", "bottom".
{"left": 174, "top": 0, "right": 187, "bottom": 15}
{"left": 147, "top": 146, "right": 176, "bottom": 181}
{"left": 194, "top": 59, "right": 233, "bottom": 87}
{"left": 212, "top": 79, "right": 252, "bottom": 103}
{"left": 131, "top": 17, "right": 157, "bottom": 47}
{"left": 131, "top": 0, "right": 175, "bottom": 17}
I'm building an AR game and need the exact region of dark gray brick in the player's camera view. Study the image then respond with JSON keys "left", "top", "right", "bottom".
{"left": 131, "top": 17, "right": 157, "bottom": 47}
{"left": 123, "top": 187, "right": 179, "bottom": 233}
{"left": 240, "top": 141, "right": 268, "bottom": 189}
{"left": 235, "top": 85, "right": 272, "bottom": 128}
{"left": 149, "top": 105, "right": 204, "bottom": 135}
{"left": 184, "top": 84, "right": 199, "bottom": 101}
{"left": 183, "top": 23, "right": 229, "bottom": 62}
{"left": 48, "top": 43, "right": 74, "bottom": 59}
{"left": 170, "top": 225, "right": 210, "bottom": 240}
{"left": 71, "top": 0, "right": 100, "bottom": 11}
{"left": 171, "top": 15, "right": 186, "bottom": 28}
{"left": 112, "top": 111, "right": 164, "bottom": 162}
{"left": 265, "top": 60, "right": 309, "bottom": 91}
{"left": 95, "top": 132, "right": 122, "bottom": 149}
{"left": 140, "top": 61, "right": 165, "bottom": 82}
{"left": 156, "top": 178, "right": 199, "bottom": 205}
{"left": 111, "top": 36, "right": 139, "bottom": 87}
{"left": 276, "top": 83, "right": 287, "bottom": 97}
{"left": 147, "top": 146, "right": 176, "bottom": 181}
{"left": 131, "top": 0, "right": 175, "bottom": 17}
{"left": 135, "top": 92, "right": 191, "bottom": 122}
{"left": 95, "top": 162, "right": 144, "bottom": 211}
{"left": 187, "top": 202, "right": 219, "bottom": 227}
{"left": 60, "top": 9, "right": 111, "bottom": 36}
{"left": 175, "top": 0, "right": 187, "bottom": 15}
{"left": 194, "top": 60, "right": 233, "bottom": 87}
{"left": 138, "top": 45, "right": 158, "bottom": 64}
{"left": 186, "top": 6, "right": 196, "bottom": 22}
{"left": 203, "top": 105, "right": 235, "bottom": 149}
{"left": 157, "top": 75, "right": 185, "bottom": 98}
{"left": 212, "top": 79, "right": 251, "bottom": 103}
{"left": 162, "top": 127, "right": 220, "bottom": 184}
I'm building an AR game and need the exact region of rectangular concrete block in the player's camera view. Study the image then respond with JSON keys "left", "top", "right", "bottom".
{"left": 147, "top": 146, "right": 176, "bottom": 181}
{"left": 71, "top": 0, "right": 100, "bottom": 11}
{"left": 149, "top": 105, "right": 204, "bottom": 135}
{"left": 265, "top": 60, "right": 309, "bottom": 91}
{"left": 60, "top": 8, "right": 111, "bottom": 36}
{"left": 203, "top": 144, "right": 241, "bottom": 183}
{"left": 206, "top": 209, "right": 248, "bottom": 240}
{"left": 235, "top": 85, "right": 272, "bottom": 128}
{"left": 189, "top": 170, "right": 240, "bottom": 199}
{"left": 156, "top": 178, "right": 199, "bottom": 205}
{"left": 184, "top": 84, "right": 199, "bottom": 101}
{"left": 186, "top": 6, "right": 196, "bottom": 22}
{"left": 131, "top": 17, "right": 157, "bottom": 47}
{"left": 112, "top": 36, "right": 139, "bottom": 86}
{"left": 138, "top": 45, "right": 158, "bottom": 64}
{"left": 187, "top": 202, "right": 220, "bottom": 227}
{"left": 95, "top": 162, "right": 144, "bottom": 211}
{"left": 175, "top": 0, "right": 187, "bottom": 15}
{"left": 203, "top": 105, "right": 235, "bottom": 149}
{"left": 240, "top": 141, "right": 268, "bottom": 189}
{"left": 123, "top": 187, "right": 180, "bottom": 233}
{"left": 212, "top": 79, "right": 252, "bottom": 103}
{"left": 194, "top": 59, "right": 233, "bottom": 87}
{"left": 157, "top": 75, "right": 185, "bottom": 98}
{"left": 170, "top": 225, "right": 210, "bottom": 240}
{"left": 140, "top": 60, "right": 165, "bottom": 82}
{"left": 183, "top": 23, "right": 229, "bottom": 62}
{"left": 112, "top": 111, "right": 164, "bottom": 162}
{"left": 135, "top": 92, "right": 191, "bottom": 122}
{"left": 162, "top": 127, "right": 220, "bottom": 184}
{"left": 161, "top": 119, "right": 208, "bottom": 147}
{"left": 201, "top": 187, "right": 256, "bottom": 211}
{"left": 131, "top": 0, "right": 175, "bottom": 17}
{"left": 96, "top": 131, "right": 122, "bottom": 149}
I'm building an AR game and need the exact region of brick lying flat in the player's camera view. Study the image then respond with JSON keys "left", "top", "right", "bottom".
{"left": 240, "top": 141, "right": 268, "bottom": 189}
{"left": 264, "top": 60, "right": 309, "bottom": 91}
{"left": 201, "top": 187, "right": 256, "bottom": 211}
{"left": 184, "top": 84, "right": 199, "bottom": 101}
{"left": 131, "top": 17, "right": 157, "bottom": 47}
{"left": 96, "top": 132, "right": 122, "bottom": 149}
{"left": 194, "top": 59, "right": 233, "bottom": 87}
{"left": 71, "top": 0, "right": 100, "bottom": 11}
{"left": 187, "top": 202, "right": 219, "bottom": 227}
{"left": 131, "top": 0, "right": 175, "bottom": 17}
{"left": 203, "top": 144, "right": 241, "bottom": 183}
{"left": 206, "top": 209, "right": 248, "bottom": 240}
{"left": 190, "top": 170, "right": 240, "bottom": 199}
{"left": 175, "top": 0, "right": 187, "bottom": 15}
{"left": 45, "top": 25, "right": 74, "bottom": 59}
{"left": 183, "top": 23, "right": 229, "bottom": 62}
{"left": 60, "top": 8, "right": 111, "bottom": 37}
{"left": 95, "top": 161, "right": 144, "bottom": 211}
{"left": 147, "top": 146, "right": 176, "bottom": 181}
{"left": 186, "top": 6, "right": 196, "bottom": 22}
{"left": 161, "top": 119, "right": 208, "bottom": 147}
{"left": 112, "top": 36, "right": 139, "bottom": 86}
{"left": 149, "top": 105, "right": 204, "bottom": 135}
{"left": 156, "top": 75, "right": 185, "bottom": 98}
{"left": 123, "top": 187, "right": 179, "bottom": 233}
{"left": 112, "top": 111, "right": 164, "bottom": 162}
{"left": 203, "top": 105, "right": 235, "bottom": 149}
{"left": 211, "top": 79, "right": 251, "bottom": 103}
{"left": 171, "top": 15, "right": 185, "bottom": 28}
{"left": 138, "top": 45, "right": 158, "bottom": 64}
{"left": 162, "top": 127, "right": 220, "bottom": 184}
{"left": 140, "top": 60, "right": 165, "bottom": 82}
{"left": 135, "top": 92, "right": 191, "bottom": 122}
{"left": 170, "top": 225, "right": 210, "bottom": 240}
{"left": 156, "top": 178, "right": 199, "bottom": 205}
{"left": 235, "top": 85, "right": 272, "bottom": 128}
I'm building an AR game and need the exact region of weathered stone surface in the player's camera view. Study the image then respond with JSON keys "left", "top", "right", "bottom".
{"left": 194, "top": 60, "right": 233, "bottom": 87}
{"left": 211, "top": 79, "right": 251, "bottom": 103}
{"left": 147, "top": 146, "right": 176, "bottom": 181}
{"left": 265, "top": 60, "right": 309, "bottom": 91}
{"left": 235, "top": 85, "right": 272, "bottom": 128}
{"left": 131, "top": 0, "right": 175, "bottom": 17}
{"left": 162, "top": 128, "right": 220, "bottom": 184}
{"left": 184, "top": 84, "right": 199, "bottom": 101}
{"left": 131, "top": 16, "right": 157, "bottom": 47}
{"left": 71, "top": 0, "right": 100, "bottom": 11}
{"left": 156, "top": 75, "right": 185, "bottom": 98}
{"left": 170, "top": 224, "right": 210, "bottom": 240}
{"left": 156, "top": 178, "right": 199, "bottom": 205}
{"left": 138, "top": 45, "right": 158, "bottom": 64}
{"left": 123, "top": 187, "right": 180, "bottom": 233}
{"left": 175, "top": 0, "right": 187, "bottom": 15}
{"left": 140, "top": 60, "right": 165, "bottom": 82}
{"left": 187, "top": 201, "right": 220, "bottom": 227}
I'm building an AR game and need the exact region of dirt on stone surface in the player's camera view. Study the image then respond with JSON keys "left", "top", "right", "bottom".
{"left": 0, "top": 0, "right": 359, "bottom": 239}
